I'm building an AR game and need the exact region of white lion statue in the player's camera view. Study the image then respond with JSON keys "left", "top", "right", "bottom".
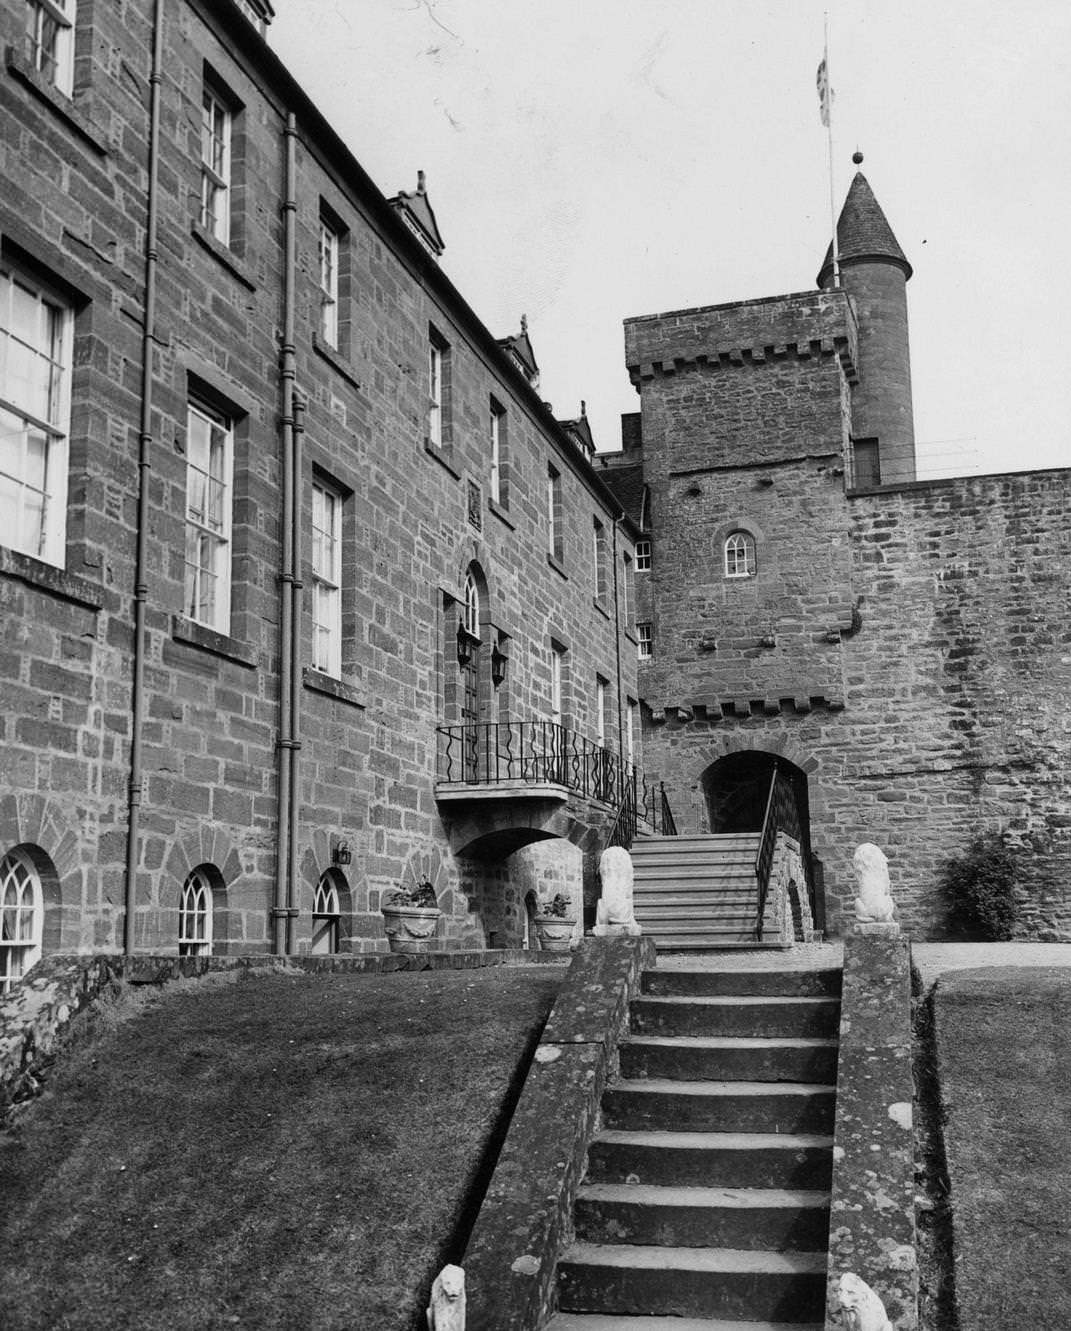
{"left": 837, "top": 1271, "right": 892, "bottom": 1331}
{"left": 595, "top": 846, "right": 641, "bottom": 936}
{"left": 426, "top": 1264, "right": 466, "bottom": 1331}
{"left": 852, "top": 842, "right": 896, "bottom": 923}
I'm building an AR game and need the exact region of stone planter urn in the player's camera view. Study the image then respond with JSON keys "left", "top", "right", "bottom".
{"left": 532, "top": 894, "right": 577, "bottom": 953}
{"left": 381, "top": 879, "right": 441, "bottom": 953}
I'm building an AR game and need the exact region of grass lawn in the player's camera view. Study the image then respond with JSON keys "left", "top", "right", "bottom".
{"left": 933, "top": 966, "right": 1071, "bottom": 1330}
{"left": 0, "top": 963, "right": 563, "bottom": 1331}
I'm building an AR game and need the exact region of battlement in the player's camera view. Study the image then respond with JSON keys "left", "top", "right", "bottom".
{"left": 624, "top": 290, "right": 858, "bottom": 386}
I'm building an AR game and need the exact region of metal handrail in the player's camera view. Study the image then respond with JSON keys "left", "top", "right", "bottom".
{"left": 753, "top": 761, "right": 805, "bottom": 940}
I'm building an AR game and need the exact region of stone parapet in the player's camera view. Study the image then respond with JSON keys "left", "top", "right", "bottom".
{"left": 463, "top": 935, "right": 656, "bottom": 1331}
{"left": 826, "top": 934, "right": 917, "bottom": 1329}
{"left": 624, "top": 289, "right": 857, "bottom": 385}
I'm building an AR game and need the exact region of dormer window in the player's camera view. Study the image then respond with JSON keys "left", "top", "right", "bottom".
{"left": 233, "top": 0, "right": 273, "bottom": 36}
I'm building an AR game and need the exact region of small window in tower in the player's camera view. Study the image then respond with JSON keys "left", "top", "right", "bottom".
{"left": 852, "top": 438, "right": 881, "bottom": 488}
{"left": 724, "top": 530, "right": 756, "bottom": 579}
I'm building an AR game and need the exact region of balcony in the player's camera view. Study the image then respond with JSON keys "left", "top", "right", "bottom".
{"left": 435, "top": 721, "right": 623, "bottom": 806}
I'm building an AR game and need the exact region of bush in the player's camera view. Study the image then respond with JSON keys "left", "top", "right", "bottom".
{"left": 940, "top": 834, "right": 1019, "bottom": 939}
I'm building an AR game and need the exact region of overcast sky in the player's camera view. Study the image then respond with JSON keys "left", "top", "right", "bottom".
{"left": 271, "top": 0, "right": 1071, "bottom": 479}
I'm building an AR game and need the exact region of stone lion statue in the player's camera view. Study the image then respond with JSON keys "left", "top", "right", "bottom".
{"left": 595, "top": 845, "right": 641, "bottom": 936}
{"left": 852, "top": 842, "right": 896, "bottom": 923}
{"left": 426, "top": 1264, "right": 466, "bottom": 1331}
{"left": 837, "top": 1271, "right": 893, "bottom": 1331}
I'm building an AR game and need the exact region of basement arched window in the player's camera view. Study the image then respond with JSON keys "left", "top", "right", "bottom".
{"left": 0, "top": 849, "right": 43, "bottom": 992}
{"left": 311, "top": 872, "right": 342, "bottom": 955}
{"left": 724, "top": 530, "right": 756, "bottom": 579}
{"left": 179, "top": 867, "right": 213, "bottom": 957}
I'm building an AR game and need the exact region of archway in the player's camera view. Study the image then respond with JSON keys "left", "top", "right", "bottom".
{"left": 701, "top": 750, "right": 811, "bottom": 847}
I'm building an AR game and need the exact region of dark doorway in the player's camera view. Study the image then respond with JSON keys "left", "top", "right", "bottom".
{"left": 701, "top": 751, "right": 811, "bottom": 847}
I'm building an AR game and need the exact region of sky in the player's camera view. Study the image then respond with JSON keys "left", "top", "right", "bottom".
{"left": 271, "top": 0, "right": 1071, "bottom": 479}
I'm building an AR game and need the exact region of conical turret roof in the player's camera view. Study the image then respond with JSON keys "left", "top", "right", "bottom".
{"left": 817, "top": 171, "right": 912, "bottom": 287}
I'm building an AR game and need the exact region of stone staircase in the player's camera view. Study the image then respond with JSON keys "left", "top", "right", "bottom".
{"left": 631, "top": 834, "right": 771, "bottom": 949}
{"left": 546, "top": 962, "right": 841, "bottom": 1330}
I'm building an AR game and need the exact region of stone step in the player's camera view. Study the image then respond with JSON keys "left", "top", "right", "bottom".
{"left": 643, "top": 968, "right": 842, "bottom": 999}
{"left": 604, "top": 1078, "right": 835, "bottom": 1134}
{"left": 546, "top": 1316, "right": 823, "bottom": 1331}
{"left": 621, "top": 1035, "right": 839, "bottom": 1084}
{"left": 634, "top": 899, "right": 756, "bottom": 915}
{"left": 630, "top": 995, "right": 841, "bottom": 1039}
{"left": 633, "top": 857, "right": 759, "bottom": 875}
{"left": 556, "top": 1242, "right": 827, "bottom": 1322}
{"left": 574, "top": 1182, "right": 831, "bottom": 1251}
{"left": 633, "top": 835, "right": 762, "bottom": 852}
{"left": 654, "top": 940, "right": 789, "bottom": 953}
{"left": 587, "top": 1130, "right": 834, "bottom": 1190}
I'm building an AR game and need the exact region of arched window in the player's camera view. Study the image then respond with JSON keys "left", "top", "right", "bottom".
{"left": 179, "top": 868, "right": 213, "bottom": 957}
{"left": 311, "top": 872, "right": 342, "bottom": 955}
{"left": 724, "top": 530, "right": 756, "bottom": 579}
{"left": 463, "top": 569, "right": 480, "bottom": 639}
{"left": 1, "top": 849, "right": 43, "bottom": 992}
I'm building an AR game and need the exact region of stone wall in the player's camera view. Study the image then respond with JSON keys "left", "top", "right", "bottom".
{"left": 0, "top": 0, "right": 637, "bottom": 961}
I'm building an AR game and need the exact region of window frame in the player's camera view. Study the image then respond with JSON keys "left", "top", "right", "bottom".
{"left": 318, "top": 216, "right": 340, "bottom": 348}
{"left": 621, "top": 550, "right": 633, "bottom": 626}
{"left": 489, "top": 396, "right": 508, "bottom": 509}
{"left": 635, "top": 538, "right": 651, "bottom": 572}
{"left": 595, "top": 674, "right": 608, "bottom": 748}
{"left": 311, "top": 872, "right": 342, "bottom": 955}
{"left": 0, "top": 261, "right": 73, "bottom": 567}
{"left": 178, "top": 868, "right": 213, "bottom": 958}
{"left": 427, "top": 326, "right": 451, "bottom": 451}
{"left": 311, "top": 477, "right": 343, "bottom": 678}
{"left": 25, "top": 0, "right": 75, "bottom": 96}
{"left": 200, "top": 82, "right": 232, "bottom": 245}
{"left": 593, "top": 517, "right": 609, "bottom": 602}
{"left": 0, "top": 848, "right": 43, "bottom": 992}
{"left": 724, "top": 529, "right": 757, "bottom": 579}
{"left": 547, "top": 463, "right": 563, "bottom": 561}
{"left": 637, "top": 621, "right": 653, "bottom": 659}
{"left": 184, "top": 400, "right": 234, "bottom": 633}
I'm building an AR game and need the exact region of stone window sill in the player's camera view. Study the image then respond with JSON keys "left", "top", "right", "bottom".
{"left": 312, "top": 334, "right": 362, "bottom": 391}
{"left": 6, "top": 48, "right": 109, "bottom": 156}
{"left": 190, "top": 223, "right": 257, "bottom": 292}
{"left": 303, "top": 667, "right": 366, "bottom": 708}
{"left": 171, "top": 616, "right": 258, "bottom": 668}
{"left": 547, "top": 551, "right": 568, "bottom": 580}
{"left": 487, "top": 496, "right": 514, "bottom": 530}
{"left": 0, "top": 546, "right": 105, "bottom": 610}
{"left": 592, "top": 597, "right": 611, "bottom": 620}
{"left": 423, "top": 438, "right": 461, "bottom": 480}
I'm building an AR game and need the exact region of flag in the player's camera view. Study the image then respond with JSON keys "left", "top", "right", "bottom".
{"left": 816, "top": 57, "right": 832, "bottom": 127}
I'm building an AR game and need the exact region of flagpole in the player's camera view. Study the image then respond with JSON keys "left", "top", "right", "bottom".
{"left": 824, "top": 14, "right": 840, "bottom": 288}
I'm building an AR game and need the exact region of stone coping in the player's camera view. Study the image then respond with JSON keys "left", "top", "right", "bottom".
{"left": 826, "top": 934, "right": 916, "bottom": 1331}
{"left": 463, "top": 935, "right": 656, "bottom": 1331}
{"left": 911, "top": 941, "right": 1071, "bottom": 993}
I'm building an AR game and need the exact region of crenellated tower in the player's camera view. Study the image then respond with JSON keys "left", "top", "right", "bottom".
{"left": 818, "top": 163, "right": 916, "bottom": 485}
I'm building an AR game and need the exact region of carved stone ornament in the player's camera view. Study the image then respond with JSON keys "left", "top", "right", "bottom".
{"left": 594, "top": 846, "right": 642, "bottom": 936}
{"left": 852, "top": 842, "right": 896, "bottom": 924}
{"left": 426, "top": 1263, "right": 466, "bottom": 1331}
{"left": 837, "top": 1271, "right": 893, "bottom": 1331}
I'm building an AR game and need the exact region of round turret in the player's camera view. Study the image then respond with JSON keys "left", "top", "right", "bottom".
{"left": 818, "top": 167, "right": 916, "bottom": 485}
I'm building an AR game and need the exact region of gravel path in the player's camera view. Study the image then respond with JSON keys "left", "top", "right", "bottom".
{"left": 911, "top": 941, "right": 1071, "bottom": 991}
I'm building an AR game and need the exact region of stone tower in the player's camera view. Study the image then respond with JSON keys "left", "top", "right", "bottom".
{"left": 818, "top": 169, "right": 916, "bottom": 485}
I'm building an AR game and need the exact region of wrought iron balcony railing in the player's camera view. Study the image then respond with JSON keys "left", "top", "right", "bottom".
{"left": 436, "top": 721, "right": 673, "bottom": 831}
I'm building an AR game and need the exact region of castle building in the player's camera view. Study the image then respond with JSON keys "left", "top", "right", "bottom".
{"left": 2, "top": 0, "right": 1069, "bottom": 987}
{"left": 0, "top": 0, "right": 643, "bottom": 986}
{"left": 600, "top": 167, "right": 1071, "bottom": 936}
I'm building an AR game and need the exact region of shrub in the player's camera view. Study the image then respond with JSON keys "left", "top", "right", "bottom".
{"left": 940, "top": 834, "right": 1019, "bottom": 940}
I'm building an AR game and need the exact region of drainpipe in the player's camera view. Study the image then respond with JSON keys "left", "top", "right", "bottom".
{"left": 272, "top": 112, "right": 298, "bottom": 954}
{"left": 610, "top": 512, "right": 626, "bottom": 784}
{"left": 286, "top": 390, "right": 305, "bottom": 948}
{"left": 123, "top": 0, "right": 164, "bottom": 956}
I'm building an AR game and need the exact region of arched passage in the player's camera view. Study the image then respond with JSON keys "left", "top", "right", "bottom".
{"left": 701, "top": 750, "right": 812, "bottom": 848}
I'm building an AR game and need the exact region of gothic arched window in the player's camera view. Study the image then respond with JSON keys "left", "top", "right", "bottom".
{"left": 724, "top": 530, "right": 757, "bottom": 579}
{"left": 312, "top": 872, "right": 342, "bottom": 955}
{"left": 463, "top": 569, "right": 480, "bottom": 639}
{"left": 179, "top": 867, "right": 213, "bottom": 957}
{"left": 0, "top": 849, "right": 43, "bottom": 992}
